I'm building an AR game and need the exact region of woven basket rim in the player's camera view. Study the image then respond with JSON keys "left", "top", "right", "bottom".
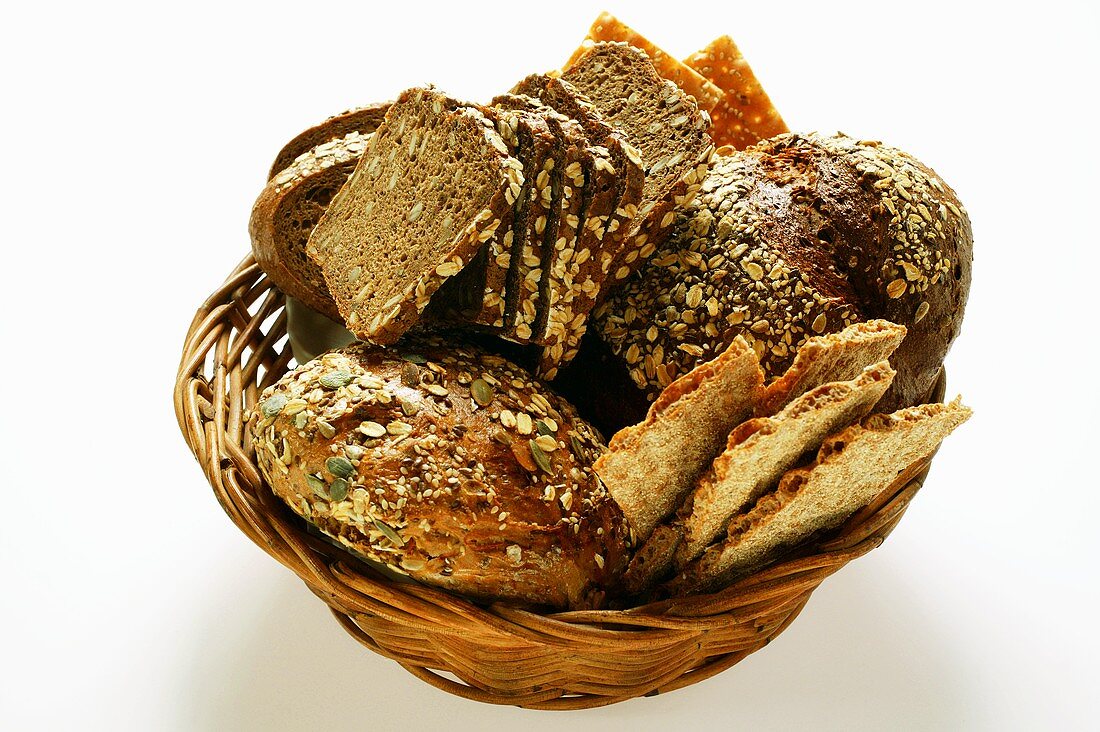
{"left": 174, "top": 254, "right": 943, "bottom": 708}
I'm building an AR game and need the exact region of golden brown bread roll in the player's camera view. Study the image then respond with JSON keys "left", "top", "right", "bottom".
{"left": 250, "top": 335, "right": 629, "bottom": 609}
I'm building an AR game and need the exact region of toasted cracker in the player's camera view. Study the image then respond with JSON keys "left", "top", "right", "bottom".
{"left": 683, "top": 35, "right": 788, "bottom": 149}
{"left": 565, "top": 13, "right": 724, "bottom": 111}
{"left": 665, "top": 398, "right": 971, "bottom": 595}
{"left": 758, "top": 320, "right": 907, "bottom": 416}
{"left": 675, "top": 361, "right": 896, "bottom": 566}
{"left": 594, "top": 336, "right": 764, "bottom": 540}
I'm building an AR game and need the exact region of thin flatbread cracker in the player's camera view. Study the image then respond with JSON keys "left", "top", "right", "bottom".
{"left": 595, "top": 336, "right": 764, "bottom": 540}
{"left": 665, "top": 398, "right": 971, "bottom": 595}
{"left": 675, "top": 361, "right": 896, "bottom": 565}
{"left": 758, "top": 320, "right": 907, "bottom": 416}
{"left": 684, "top": 35, "right": 789, "bottom": 149}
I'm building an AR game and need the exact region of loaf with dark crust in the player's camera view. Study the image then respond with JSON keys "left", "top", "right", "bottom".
{"left": 268, "top": 103, "right": 392, "bottom": 180}
{"left": 250, "top": 336, "right": 629, "bottom": 609}
{"left": 594, "top": 132, "right": 972, "bottom": 410}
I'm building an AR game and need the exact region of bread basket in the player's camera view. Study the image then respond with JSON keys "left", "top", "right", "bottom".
{"left": 174, "top": 255, "right": 946, "bottom": 709}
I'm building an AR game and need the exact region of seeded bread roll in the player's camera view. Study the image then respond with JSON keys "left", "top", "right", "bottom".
{"left": 250, "top": 336, "right": 629, "bottom": 609}
{"left": 594, "top": 132, "right": 973, "bottom": 410}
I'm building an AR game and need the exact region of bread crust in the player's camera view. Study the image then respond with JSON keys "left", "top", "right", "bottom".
{"left": 250, "top": 336, "right": 629, "bottom": 609}
{"left": 268, "top": 103, "right": 391, "bottom": 180}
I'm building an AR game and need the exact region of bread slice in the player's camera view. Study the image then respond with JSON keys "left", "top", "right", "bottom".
{"left": 565, "top": 13, "right": 724, "bottom": 112}
{"left": 675, "top": 361, "right": 896, "bottom": 565}
{"left": 251, "top": 131, "right": 371, "bottom": 319}
{"left": 560, "top": 42, "right": 715, "bottom": 292}
{"left": 758, "top": 320, "right": 908, "bottom": 416}
{"left": 666, "top": 398, "right": 972, "bottom": 595}
{"left": 306, "top": 87, "right": 524, "bottom": 343}
{"left": 620, "top": 523, "right": 682, "bottom": 596}
{"left": 594, "top": 336, "right": 764, "bottom": 540}
{"left": 268, "top": 103, "right": 391, "bottom": 179}
{"left": 684, "top": 36, "right": 788, "bottom": 150}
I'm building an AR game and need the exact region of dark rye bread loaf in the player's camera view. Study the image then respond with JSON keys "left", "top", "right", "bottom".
{"left": 594, "top": 132, "right": 973, "bottom": 410}
{"left": 307, "top": 87, "right": 524, "bottom": 344}
{"left": 560, "top": 43, "right": 715, "bottom": 290}
{"left": 250, "top": 336, "right": 629, "bottom": 609}
{"left": 268, "top": 103, "right": 391, "bottom": 180}
{"left": 252, "top": 131, "right": 372, "bottom": 319}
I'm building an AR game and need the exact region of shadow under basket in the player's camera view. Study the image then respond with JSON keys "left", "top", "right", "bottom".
{"left": 174, "top": 255, "right": 947, "bottom": 710}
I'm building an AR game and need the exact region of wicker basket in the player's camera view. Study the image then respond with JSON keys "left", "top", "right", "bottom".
{"left": 174, "top": 255, "right": 945, "bottom": 709}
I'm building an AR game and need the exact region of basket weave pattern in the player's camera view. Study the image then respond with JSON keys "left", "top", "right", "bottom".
{"left": 174, "top": 256, "right": 942, "bottom": 709}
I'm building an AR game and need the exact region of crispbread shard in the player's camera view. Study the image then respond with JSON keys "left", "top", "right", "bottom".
{"left": 306, "top": 87, "right": 524, "bottom": 344}
{"left": 675, "top": 360, "right": 895, "bottom": 565}
{"left": 560, "top": 42, "right": 714, "bottom": 295}
{"left": 684, "top": 36, "right": 788, "bottom": 149}
{"left": 757, "top": 320, "right": 907, "bottom": 416}
{"left": 665, "top": 398, "right": 972, "bottom": 595}
{"left": 594, "top": 337, "right": 764, "bottom": 540}
{"left": 252, "top": 130, "right": 374, "bottom": 320}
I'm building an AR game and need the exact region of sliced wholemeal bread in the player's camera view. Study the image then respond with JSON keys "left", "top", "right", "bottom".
{"left": 620, "top": 523, "right": 682, "bottom": 596}
{"left": 684, "top": 36, "right": 788, "bottom": 150}
{"left": 306, "top": 87, "right": 524, "bottom": 343}
{"left": 758, "top": 320, "right": 907, "bottom": 416}
{"left": 594, "top": 336, "right": 765, "bottom": 540}
{"left": 565, "top": 13, "right": 724, "bottom": 112}
{"left": 665, "top": 398, "right": 972, "bottom": 594}
{"left": 674, "top": 360, "right": 896, "bottom": 566}
{"left": 268, "top": 103, "right": 391, "bottom": 179}
{"left": 251, "top": 131, "right": 372, "bottom": 319}
{"left": 560, "top": 42, "right": 715, "bottom": 292}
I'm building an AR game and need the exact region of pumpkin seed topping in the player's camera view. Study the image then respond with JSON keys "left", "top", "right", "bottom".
{"left": 535, "top": 419, "right": 555, "bottom": 436}
{"left": 400, "top": 353, "right": 427, "bottom": 364}
{"left": 319, "top": 371, "right": 353, "bottom": 389}
{"left": 373, "top": 518, "right": 405, "bottom": 546}
{"left": 470, "top": 379, "right": 494, "bottom": 406}
{"left": 306, "top": 474, "right": 329, "bottom": 499}
{"left": 260, "top": 395, "right": 287, "bottom": 418}
{"left": 529, "top": 439, "right": 552, "bottom": 473}
{"left": 328, "top": 478, "right": 349, "bottom": 502}
{"left": 326, "top": 456, "right": 355, "bottom": 479}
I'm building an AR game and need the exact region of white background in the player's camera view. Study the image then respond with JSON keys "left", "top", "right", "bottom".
{"left": 2, "top": 1, "right": 1097, "bottom": 729}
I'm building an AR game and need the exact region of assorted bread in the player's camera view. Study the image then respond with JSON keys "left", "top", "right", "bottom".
{"left": 247, "top": 15, "right": 974, "bottom": 610}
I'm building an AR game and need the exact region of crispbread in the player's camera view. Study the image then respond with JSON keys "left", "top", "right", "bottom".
{"left": 665, "top": 398, "right": 972, "bottom": 595}
{"left": 594, "top": 336, "right": 764, "bottom": 540}
{"left": 684, "top": 36, "right": 788, "bottom": 150}
{"left": 675, "top": 360, "right": 896, "bottom": 565}
{"left": 620, "top": 524, "right": 682, "bottom": 596}
{"left": 306, "top": 88, "right": 524, "bottom": 344}
{"left": 758, "top": 320, "right": 907, "bottom": 416}
{"left": 566, "top": 13, "right": 724, "bottom": 112}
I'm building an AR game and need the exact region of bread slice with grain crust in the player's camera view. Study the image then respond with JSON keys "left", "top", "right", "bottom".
{"left": 594, "top": 336, "right": 764, "bottom": 540}
{"left": 675, "top": 360, "right": 896, "bottom": 566}
{"left": 306, "top": 87, "right": 524, "bottom": 344}
{"left": 684, "top": 36, "right": 788, "bottom": 150}
{"left": 268, "top": 103, "right": 391, "bottom": 180}
{"left": 665, "top": 398, "right": 972, "bottom": 595}
{"left": 252, "top": 131, "right": 372, "bottom": 319}
{"left": 565, "top": 13, "right": 724, "bottom": 112}
{"left": 560, "top": 43, "right": 714, "bottom": 291}
{"left": 758, "top": 320, "right": 907, "bottom": 416}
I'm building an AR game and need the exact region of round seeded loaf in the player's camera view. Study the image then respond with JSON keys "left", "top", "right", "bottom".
{"left": 593, "top": 132, "right": 973, "bottom": 411}
{"left": 250, "top": 335, "right": 629, "bottom": 609}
